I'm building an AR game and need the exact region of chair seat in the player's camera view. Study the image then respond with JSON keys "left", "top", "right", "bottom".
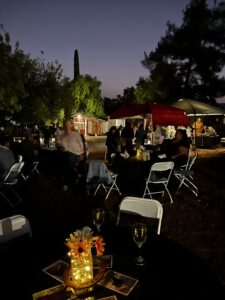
{"left": 174, "top": 169, "right": 194, "bottom": 177}
{"left": 148, "top": 177, "right": 168, "bottom": 183}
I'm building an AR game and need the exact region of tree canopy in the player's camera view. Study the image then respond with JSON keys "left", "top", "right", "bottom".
{"left": 0, "top": 27, "right": 104, "bottom": 124}
{"left": 141, "top": 0, "right": 225, "bottom": 104}
{"left": 0, "top": 27, "right": 26, "bottom": 114}
{"left": 71, "top": 75, "right": 104, "bottom": 118}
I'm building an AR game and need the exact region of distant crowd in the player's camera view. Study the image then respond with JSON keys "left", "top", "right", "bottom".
{"left": 0, "top": 120, "right": 88, "bottom": 192}
{"left": 105, "top": 117, "right": 219, "bottom": 168}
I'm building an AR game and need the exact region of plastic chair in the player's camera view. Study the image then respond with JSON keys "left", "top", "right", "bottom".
{"left": 0, "top": 161, "right": 24, "bottom": 207}
{"left": 174, "top": 149, "right": 198, "bottom": 196}
{"left": 0, "top": 215, "right": 32, "bottom": 243}
{"left": 117, "top": 197, "right": 163, "bottom": 234}
{"left": 143, "top": 161, "right": 174, "bottom": 203}
{"left": 87, "top": 160, "right": 121, "bottom": 200}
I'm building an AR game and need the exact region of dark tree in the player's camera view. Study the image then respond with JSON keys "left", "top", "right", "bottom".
{"left": 74, "top": 49, "right": 80, "bottom": 81}
{"left": 142, "top": 0, "right": 225, "bottom": 103}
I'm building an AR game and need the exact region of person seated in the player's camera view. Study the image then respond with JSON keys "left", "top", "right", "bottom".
{"left": 152, "top": 125, "right": 165, "bottom": 145}
{"left": 166, "top": 129, "right": 190, "bottom": 166}
{"left": 57, "top": 119, "right": 86, "bottom": 191}
{"left": 0, "top": 135, "right": 16, "bottom": 180}
{"left": 166, "top": 126, "right": 176, "bottom": 139}
{"left": 204, "top": 126, "right": 217, "bottom": 136}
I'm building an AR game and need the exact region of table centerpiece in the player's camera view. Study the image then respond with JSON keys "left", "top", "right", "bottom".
{"left": 64, "top": 226, "right": 106, "bottom": 294}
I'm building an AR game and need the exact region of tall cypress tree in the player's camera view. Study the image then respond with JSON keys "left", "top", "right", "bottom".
{"left": 74, "top": 49, "right": 80, "bottom": 81}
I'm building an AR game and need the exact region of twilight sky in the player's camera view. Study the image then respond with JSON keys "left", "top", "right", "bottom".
{"left": 1, "top": 0, "right": 215, "bottom": 98}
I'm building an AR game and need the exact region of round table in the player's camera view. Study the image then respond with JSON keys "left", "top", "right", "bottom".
{"left": 28, "top": 225, "right": 223, "bottom": 299}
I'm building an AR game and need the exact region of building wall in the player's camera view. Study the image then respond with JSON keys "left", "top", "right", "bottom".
{"left": 73, "top": 114, "right": 107, "bottom": 135}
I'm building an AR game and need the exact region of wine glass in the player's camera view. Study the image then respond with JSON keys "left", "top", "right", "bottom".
{"left": 92, "top": 208, "right": 105, "bottom": 233}
{"left": 132, "top": 223, "right": 147, "bottom": 266}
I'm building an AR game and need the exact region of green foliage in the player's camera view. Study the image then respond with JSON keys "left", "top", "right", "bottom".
{"left": 71, "top": 75, "right": 105, "bottom": 118}
{"left": 0, "top": 27, "right": 27, "bottom": 113}
{"left": 14, "top": 53, "right": 63, "bottom": 124}
{"left": 142, "top": 0, "right": 225, "bottom": 102}
{"left": 0, "top": 27, "right": 104, "bottom": 123}
{"left": 0, "top": 25, "right": 64, "bottom": 124}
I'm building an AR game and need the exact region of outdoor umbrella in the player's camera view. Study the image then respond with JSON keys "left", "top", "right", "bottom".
{"left": 110, "top": 103, "right": 189, "bottom": 126}
{"left": 172, "top": 99, "right": 224, "bottom": 116}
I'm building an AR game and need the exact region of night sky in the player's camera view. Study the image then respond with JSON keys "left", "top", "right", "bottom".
{"left": 1, "top": 0, "right": 215, "bottom": 98}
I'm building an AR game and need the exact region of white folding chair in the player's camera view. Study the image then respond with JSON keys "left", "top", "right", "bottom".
{"left": 87, "top": 160, "right": 121, "bottom": 200}
{"left": 143, "top": 161, "right": 174, "bottom": 203}
{"left": 117, "top": 197, "right": 163, "bottom": 234}
{"left": 174, "top": 149, "right": 198, "bottom": 196}
{"left": 0, "top": 215, "right": 32, "bottom": 243}
{"left": 21, "top": 160, "right": 40, "bottom": 181}
{"left": 94, "top": 172, "right": 121, "bottom": 200}
{"left": 0, "top": 162, "right": 24, "bottom": 207}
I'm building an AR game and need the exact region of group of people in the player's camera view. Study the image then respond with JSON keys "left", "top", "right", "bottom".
{"left": 106, "top": 122, "right": 140, "bottom": 161}
{"left": 0, "top": 119, "right": 88, "bottom": 192}
{"left": 106, "top": 123, "right": 191, "bottom": 167}
{"left": 192, "top": 117, "right": 217, "bottom": 136}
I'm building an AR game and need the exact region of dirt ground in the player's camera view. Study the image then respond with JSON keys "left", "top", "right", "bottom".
{"left": 87, "top": 136, "right": 225, "bottom": 285}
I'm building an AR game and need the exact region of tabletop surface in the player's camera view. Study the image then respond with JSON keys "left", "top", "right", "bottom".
{"left": 28, "top": 225, "right": 223, "bottom": 300}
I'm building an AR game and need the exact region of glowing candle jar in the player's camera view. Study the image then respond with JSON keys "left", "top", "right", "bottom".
{"left": 70, "top": 250, "right": 93, "bottom": 286}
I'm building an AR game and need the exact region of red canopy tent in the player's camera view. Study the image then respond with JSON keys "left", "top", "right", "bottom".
{"left": 110, "top": 103, "right": 189, "bottom": 126}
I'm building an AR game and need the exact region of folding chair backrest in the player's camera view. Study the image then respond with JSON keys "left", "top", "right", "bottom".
{"left": 148, "top": 161, "right": 174, "bottom": 181}
{"left": 117, "top": 197, "right": 163, "bottom": 234}
{"left": 18, "top": 155, "right": 23, "bottom": 162}
{"left": 4, "top": 162, "right": 24, "bottom": 182}
{"left": 151, "top": 161, "right": 174, "bottom": 172}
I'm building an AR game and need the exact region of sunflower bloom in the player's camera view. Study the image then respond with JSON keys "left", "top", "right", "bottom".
{"left": 95, "top": 237, "right": 105, "bottom": 256}
{"left": 72, "top": 241, "right": 88, "bottom": 257}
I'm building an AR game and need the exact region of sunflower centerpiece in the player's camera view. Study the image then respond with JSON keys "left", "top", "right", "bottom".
{"left": 65, "top": 226, "right": 105, "bottom": 287}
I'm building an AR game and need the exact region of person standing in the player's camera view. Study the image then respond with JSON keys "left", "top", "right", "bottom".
{"left": 57, "top": 119, "right": 85, "bottom": 191}
{"left": 121, "top": 122, "right": 134, "bottom": 155}
{"left": 135, "top": 123, "right": 146, "bottom": 147}
{"left": 105, "top": 126, "right": 118, "bottom": 162}
{"left": 193, "top": 117, "right": 204, "bottom": 136}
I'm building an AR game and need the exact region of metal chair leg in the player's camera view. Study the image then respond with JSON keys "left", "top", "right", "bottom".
{"left": 7, "top": 186, "right": 22, "bottom": 205}
{"left": 165, "top": 185, "right": 173, "bottom": 203}
{"left": 0, "top": 191, "right": 14, "bottom": 207}
{"left": 94, "top": 184, "right": 101, "bottom": 196}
